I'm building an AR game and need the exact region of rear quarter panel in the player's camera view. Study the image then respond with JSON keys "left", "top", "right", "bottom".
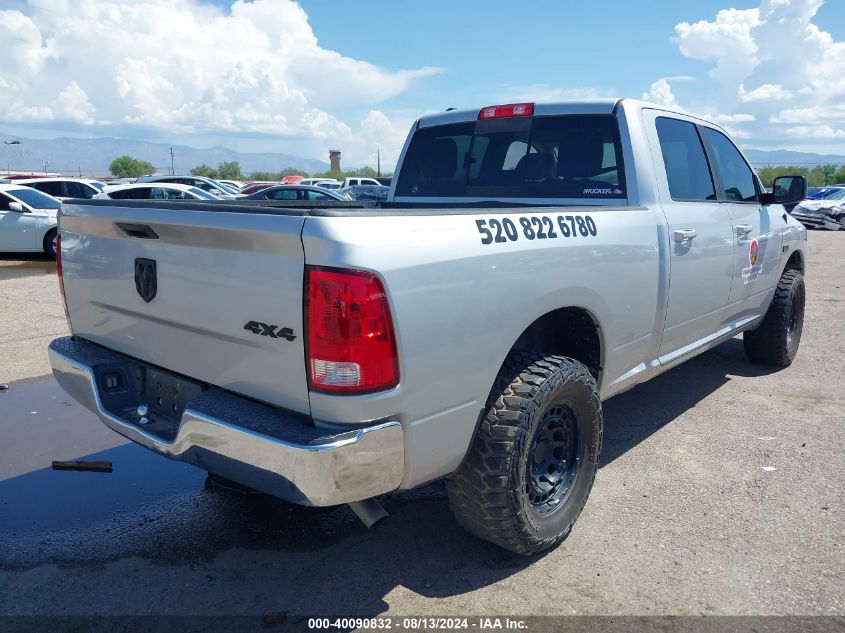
{"left": 302, "top": 207, "right": 663, "bottom": 487}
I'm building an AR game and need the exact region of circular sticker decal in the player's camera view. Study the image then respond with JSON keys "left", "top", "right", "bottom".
{"left": 749, "top": 238, "right": 759, "bottom": 266}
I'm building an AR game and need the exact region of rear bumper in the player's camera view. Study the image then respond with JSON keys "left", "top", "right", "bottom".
{"left": 48, "top": 336, "right": 404, "bottom": 506}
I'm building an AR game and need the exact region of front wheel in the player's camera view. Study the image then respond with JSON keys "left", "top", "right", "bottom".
{"left": 446, "top": 352, "right": 602, "bottom": 555}
{"left": 743, "top": 268, "right": 805, "bottom": 366}
{"left": 43, "top": 228, "right": 58, "bottom": 259}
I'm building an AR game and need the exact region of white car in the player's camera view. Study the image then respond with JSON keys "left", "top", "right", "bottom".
{"left": 299, "top": 178, "right": 342, "bottom": 188}
{"left": 14, "top": 177, "right": 105, "bottom": 200}
{"left": 135, "top": 176, "right": 239, "bottom": 199}
{"left": 0, "top": 184, "right": 61, "bottom": 258}
{"left": 341, "top": 177, "right": 382, "bottom": 188}
{"left": 95, "top": 183, "right": 221, "bottom": 201}
{"left": 216, "top": 179, "right": 245, "bottom": 190}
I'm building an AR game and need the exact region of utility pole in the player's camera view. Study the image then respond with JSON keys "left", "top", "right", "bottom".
{"left": 377, "top": 148, "right": 381, "bottom": 177}
{"left": 170, "top": 146, "right": 175, "bottom": 175}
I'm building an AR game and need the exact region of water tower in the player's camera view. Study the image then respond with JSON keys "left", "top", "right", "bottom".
{"left": 329, "top": 150, "right": 341, "bottom": 173}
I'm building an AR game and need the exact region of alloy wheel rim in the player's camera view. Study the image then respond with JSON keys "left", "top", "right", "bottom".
{"left": 525, "top": 404, "right": 581, "bottom": 515}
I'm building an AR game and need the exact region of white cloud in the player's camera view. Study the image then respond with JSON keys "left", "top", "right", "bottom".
{"left": 673, "top": 8, "right": 761, "bottom": 84}
{"left": 0, "top": 0, "right": 442, "bottom": 165}
{"left": 711, "top": 113, "right": 756, "bottom": 123}
{"left": 784, "top": 125, "right": 845, "bottom": 139}
{"left": 55, "top": 82, "right": 95, "bottom": 124}
{"left": 738, "top": 83, "right": 793, "bottom": 102}
{"left": 641, "top": 78, "right": 678, "bottom": 107}
{"left": 670, "top": 0, "right": 845, "bottom": 148}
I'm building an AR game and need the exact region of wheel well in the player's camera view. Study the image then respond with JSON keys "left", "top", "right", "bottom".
{"left": 784, "top": 250, "right": 804, "bottom": 274}
{"left": 509, "top": 307, "right": 602, "bottom": 379}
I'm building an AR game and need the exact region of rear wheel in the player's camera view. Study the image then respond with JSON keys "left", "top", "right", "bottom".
{"left": 43, "top": 228, "right": 58, "bottom": 259}
{"left": 447, "top": 352, "right": 602, "bottom": 555}
{"left": 743, "top": 268, "right": 805, "bottom": 366}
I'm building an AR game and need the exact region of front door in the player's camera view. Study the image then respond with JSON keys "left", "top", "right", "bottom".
{"left": 698, "top": 127, "right": 784, "bottom": 322}
{"left": 0, "top": 193, "right": 37, "bottom": 251}
{"left": 644, "top": 111, "right": 736, "bottom": 362}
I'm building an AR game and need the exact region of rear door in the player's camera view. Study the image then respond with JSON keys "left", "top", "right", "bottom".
{"left": 698, "top": 126, "right": 783, "bottom": 322}
{"left": 643, "top": 111, "right": 735, "bottom": 361}
{"left": 60, "top": 202, "right": 311, "bottom": 413}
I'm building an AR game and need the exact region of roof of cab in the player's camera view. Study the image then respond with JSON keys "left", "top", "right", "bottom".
{"left": 417, "top": 99, "right": 623, "bottom": 129}
{"left": 415, "top": 98, "right": 710, "bottom": 129}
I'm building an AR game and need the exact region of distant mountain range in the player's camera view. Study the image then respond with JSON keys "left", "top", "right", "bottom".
{"left": 1, "top": 136, "right": 330, "bottom": 177}
{"left": 1, "top": 136, "right": 842, "bottom": 178}
{"left": 743, "top": 148, "right": 845, "bottom": 167}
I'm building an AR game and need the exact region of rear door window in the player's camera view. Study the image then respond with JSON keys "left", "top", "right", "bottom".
{"left": 113, "top": 187, "right": 151, "bottom": 200}
{"left": 267, "top": 188, "right": 298, "bottom": 200}
{"left": 655, "top": 117, "right": 717, "bottom": 201}
{"left": 65, "top": 182, "right": 96, "bottom": 199}
{"left": 32, "top": 181, "right": 66, "bottom": 197}
{"left": 395, "top": 114, "right": 626, "bottom": 199}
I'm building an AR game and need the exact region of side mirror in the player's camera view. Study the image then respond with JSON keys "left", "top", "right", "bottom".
{"left": 760, "top": 175, "right": 807, "bottom": 206}
{"left": 8, "top": 201, "right": 24, "bottom": 212}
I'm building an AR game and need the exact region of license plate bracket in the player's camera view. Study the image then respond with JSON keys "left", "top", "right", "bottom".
{"left": 144, "top": 367, "right": 204, "bottom": 424}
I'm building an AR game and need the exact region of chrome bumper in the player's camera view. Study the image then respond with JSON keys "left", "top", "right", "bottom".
{"left": 48, "top": 337, "right": 404, "bottom": 506}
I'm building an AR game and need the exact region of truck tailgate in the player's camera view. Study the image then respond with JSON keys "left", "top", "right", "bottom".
{"left": 59, "top": 202, "right": 310, "bottom": 414}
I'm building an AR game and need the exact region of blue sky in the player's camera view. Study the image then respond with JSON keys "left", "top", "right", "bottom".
{"left": 1, "top": 0, "right": 844, "bottom": 168}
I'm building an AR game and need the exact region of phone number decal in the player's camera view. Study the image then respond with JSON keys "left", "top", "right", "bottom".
{"left": 475, "top": 215, "right": 597, "bottom": 245}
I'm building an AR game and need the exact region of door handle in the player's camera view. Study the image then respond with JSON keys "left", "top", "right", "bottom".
{"left": 735, "top": 224, "right": 753, "bottom": 238}
{"left": 673, "top": 228, "right": 697, "bottom": 243}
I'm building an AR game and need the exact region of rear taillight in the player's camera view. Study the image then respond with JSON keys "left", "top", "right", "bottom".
{"left": 56, "top": 233, "right": 64, "bottom": 297}
{"left": 478, "top": 103, "right": 535, "bottom": 120}
{"left": 306, "top": 266, "right": 398, "bottom": 394}
{"left": 56, "top": 233, "right": 70, "bottom": 322}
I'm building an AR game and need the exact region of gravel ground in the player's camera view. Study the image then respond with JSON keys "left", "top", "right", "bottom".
{"left": 0, "top": 231, "right": 842, "bottom": 620}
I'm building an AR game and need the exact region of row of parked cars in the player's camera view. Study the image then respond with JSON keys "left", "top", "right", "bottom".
{"left": 0, "top": 174, "right": 393, "bottom": 258}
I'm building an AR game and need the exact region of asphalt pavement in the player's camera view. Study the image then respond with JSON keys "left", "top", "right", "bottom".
{"left": 0, "top": 232, "right": 842, "bottom": 620}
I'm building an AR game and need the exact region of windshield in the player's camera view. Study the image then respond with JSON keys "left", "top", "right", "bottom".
{"left": 189, "top": 186, "right": 218, "bottom": 200}
{"left": 211, "top": 180, "right": 238, "bottom": 195}
{"left": 395, "top": 114, "right": 626, "bottom": 200}
{"left": 89, "top": 182, "right": 106, "bottom": 191}
{"left": 824, "top": 189, "right": 845, "bottom": 201}
{"left": 8, "top": 187, "right": 61, "bottom": 209}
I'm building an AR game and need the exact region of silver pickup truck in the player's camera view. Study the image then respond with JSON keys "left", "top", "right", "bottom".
{"left": 49, "top": 99, "right": 808, "bottom": 555}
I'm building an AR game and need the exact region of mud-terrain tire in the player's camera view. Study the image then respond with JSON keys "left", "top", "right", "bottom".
{"left": 446, "top": 352, "right": 602, "bottom": 555}
{"left": 43, "top": 228, "right": 58, "bottom": 259}
{"left": 743, "top": 268, "right": 805, "bottom": 366}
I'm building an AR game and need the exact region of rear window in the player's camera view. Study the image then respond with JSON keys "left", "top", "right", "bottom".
{"left": 395, "top": 114, "right": 625, "bottom": 199}
{"left": 9, "top": 187, "right": 61, "bottom": 209}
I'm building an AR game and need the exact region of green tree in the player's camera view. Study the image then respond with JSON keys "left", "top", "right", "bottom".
{"left": 757, "top": 165, "right": 810, "bottom": 188}
{"left": 110, "top": 155, "right": 155, "bottom": 178}
{"left": 190, "top": 164, "right": 218, "bottom": 178}
{"left": 247, "top": 171, "right": 280, "bottom": 181}
{"left": 356, "top": 165, "right": 378, "bottom": 177}
{"left": 820, "top": 164, "right": 837, "bottom": 185}
{"left": 217, "top": 161, "right": 244, "bottom": 180}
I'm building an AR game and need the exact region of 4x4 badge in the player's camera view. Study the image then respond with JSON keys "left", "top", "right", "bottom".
{"left": 134, "top": 258, "right": 157, "bottom": 303}
{"left": 243, "top": 321, "right": 296, "bottom": 342}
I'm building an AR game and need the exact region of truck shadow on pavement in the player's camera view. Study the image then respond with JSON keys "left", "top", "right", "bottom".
{"left": 0, "top": 253, "right": 55, "bottom": 280}
{"left": 0, "top": 337, "right": 787, "bottom": 616}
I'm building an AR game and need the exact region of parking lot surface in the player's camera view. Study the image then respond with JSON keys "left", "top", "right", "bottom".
{"left": 0, "top": 231, "right": 842, "bottom": 618}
